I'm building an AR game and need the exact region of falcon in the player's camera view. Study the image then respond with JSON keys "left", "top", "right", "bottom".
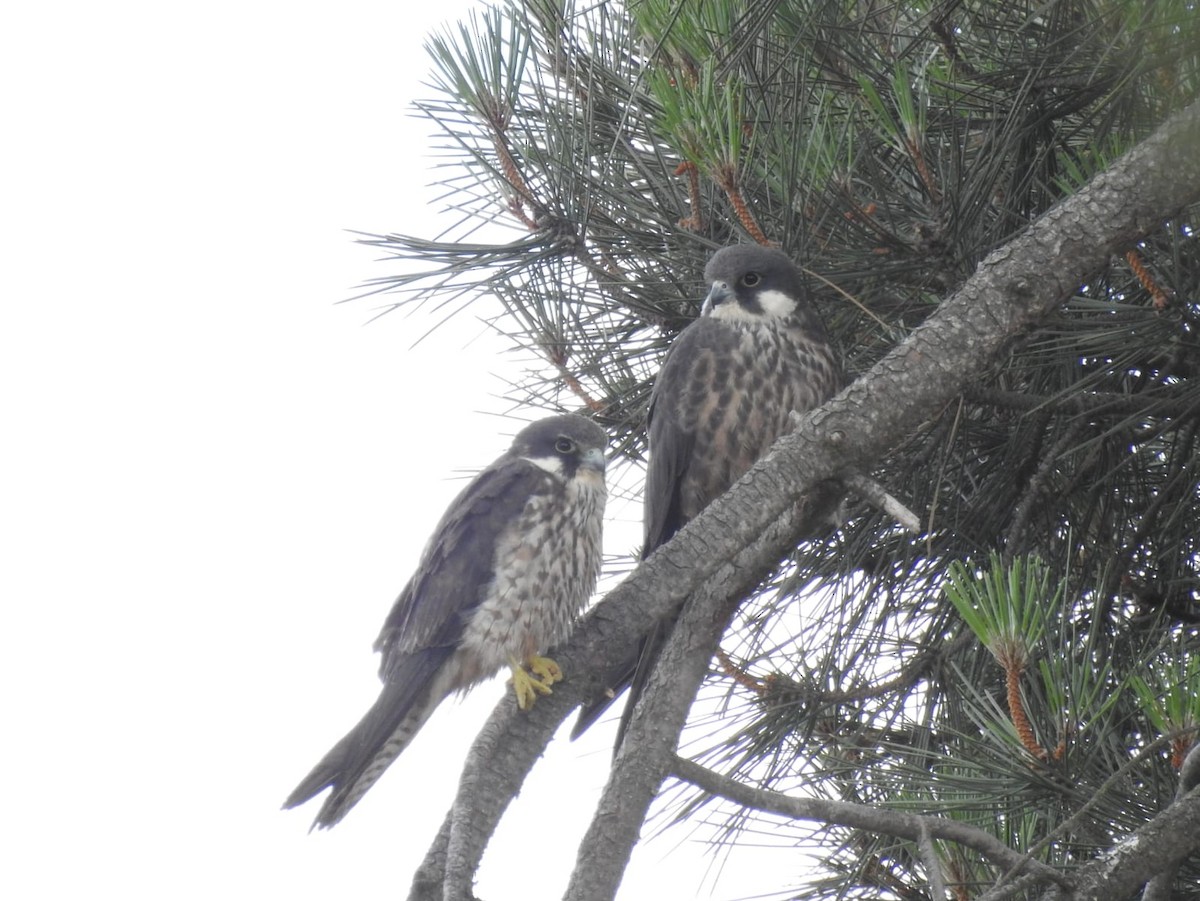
{"left": 573, "top": 244, "right": 842, "bottom": 744}
{"left": 285, "top": 413, "right": 607, "bottom": 829}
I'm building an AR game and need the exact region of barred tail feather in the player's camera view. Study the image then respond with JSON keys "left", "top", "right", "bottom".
{"left": 284, "top": 651, "right": 454, "bottom": 829}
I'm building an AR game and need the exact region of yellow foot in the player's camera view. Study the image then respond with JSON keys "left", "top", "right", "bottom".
{"left": 528, "top": 655, "right": 563, "bottom": 687}
{"left": 508, "top": 655, "right": 564, "bottom": 711}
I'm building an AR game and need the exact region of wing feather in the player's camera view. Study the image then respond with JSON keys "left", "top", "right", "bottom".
{"left": 642, "top": 319, "right": 741, "bottom": 557}
{"left": 572, "top": 320, "right": 738, "bottom": 739}
{"left": 374, "top": 457, "right": 551, "bottom": 677}
{"left": 288, "top": 458, "right": 557, "bottom": 826}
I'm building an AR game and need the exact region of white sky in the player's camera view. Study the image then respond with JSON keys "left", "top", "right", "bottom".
{"left": 3, "top": 3, "right": 802, "bottom": 899}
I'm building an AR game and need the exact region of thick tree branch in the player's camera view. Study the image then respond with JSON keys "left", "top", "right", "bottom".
{"left": 918, "top": 821, "right": 950, "bottom": 901}
{"left": 1140, "top": 741, "right": 1200, "bottom": 901}
{"left": 1049, "top": 786, "right": 1200, "bottom": 901}
{"left": 411, "top": 98, "right": 1200, "bottom": 900}
{"left": 563, "top": 493, "right": 838, "bottom": 901}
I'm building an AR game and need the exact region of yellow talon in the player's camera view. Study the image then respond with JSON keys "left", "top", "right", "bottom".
{"left": 528, "top": 655, "right": 563, "bottom": 687}
{"left": 508, "top": 655, "right": 564, "bottom": 710}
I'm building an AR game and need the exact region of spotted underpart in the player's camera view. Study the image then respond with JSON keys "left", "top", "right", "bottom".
{"left": 284, "top": 414, "right": 607, "bottom": 829}
{"left": 572, "top": 244, "right": 843, "bottom": 744}
{"left": 458, "top": 465, "right": 605, "bottom": 680}
{"left": 674, "top": 314, "right": 839, "bottom": 526}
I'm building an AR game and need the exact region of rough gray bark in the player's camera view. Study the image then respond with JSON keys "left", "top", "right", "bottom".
{"left": 1058, "top": 786, "right": 1200, "bottom": 901}
{"left": 1140, "top": 742, "right": 1200, "bottom": 901}
{"left": 412, "top": 97, "right": 1200, "bottom": 901}
{"left": 563, "top": 491, "right": 840, "bottom": 901}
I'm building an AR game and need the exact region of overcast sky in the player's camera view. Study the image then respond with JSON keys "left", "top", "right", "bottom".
{"left": 3, "top": 3, "right": 802, "bottom": 899}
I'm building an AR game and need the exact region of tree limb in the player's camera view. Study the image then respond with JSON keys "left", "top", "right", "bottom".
{"left": 844, "top": 471, "right": 921, "bottom": 533}
{"left": 918, "top": 821, "right": 949, "bottom": 901}
{"left": 669, "top": 756, "right": 1070, "bottom": 892}
{"left": 1141, "top": 741, "right": 1200, "bottom": 901}
{"left": 563, "top": 493, "right": 837, "bottom": 901}
{"left": 1051, "top": 786, "right": 1200, "bottom": 901}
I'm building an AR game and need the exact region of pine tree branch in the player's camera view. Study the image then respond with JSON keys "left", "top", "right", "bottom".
{"left": 408, "top": 817, "right": 452, "bottom": 901}
{"left": 409, "top": 96, "right": 1200, "bottom": 900}
{"left": 1051, "top": 785, "right": 1200, "bottom": 901}
{"left": 843, "top": 471, "right": 921, "bottom": 533}
{"left": 1141, "top": 741, "right": 1200, "bottom": 901}
{"left": 919, "top": 821, "right": 950, "bottom": 901}
{"left": 563, "top": 492, "right": 838, "bottom": 901}
{"left": 670, "top": 755, "right": 1071, "bottom": 892}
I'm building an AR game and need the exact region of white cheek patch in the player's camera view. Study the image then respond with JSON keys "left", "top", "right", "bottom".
{"left": 709, "top": 302, "right": 761, "bottom": 324}
{"left": 756, "top": 288, "right": 797, "bottom": 318}
{"left": 707, "top": 288, "right": 797, "bottom": 322}
{"left": 522, "top": 454, "right": 565, "bottom": 477}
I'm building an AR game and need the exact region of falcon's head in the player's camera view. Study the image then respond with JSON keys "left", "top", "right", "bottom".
{"left": 511, "top": 414, "right": 607, "bottom": 481}
{"left": 701, "top": 245, "right": 816, "bottom": 329}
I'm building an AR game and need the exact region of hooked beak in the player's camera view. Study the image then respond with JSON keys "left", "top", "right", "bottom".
{"left": 701, "top": 282, "right": 733, "bottom": 317}
{"left": 581, "top": 447, "right": 607, "bottom": 473}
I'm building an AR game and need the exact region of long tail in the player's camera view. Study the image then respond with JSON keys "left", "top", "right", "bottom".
{"left": 284, "top": 652, "right": 453, "bottom": 829}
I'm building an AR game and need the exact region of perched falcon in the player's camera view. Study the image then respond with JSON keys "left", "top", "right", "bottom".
{"left": 285, "top": 414, "right": 607, "bottom": 829}
{"left": 573, "top": 244, "right": 842, "bottom": 743}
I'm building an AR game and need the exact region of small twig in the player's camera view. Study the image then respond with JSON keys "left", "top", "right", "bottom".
{"left": 976, "top": 870, "right": 1055, "bottom": 901}
{"left": 1125, "top": 248, "right": 1171, "bottom": 310}
{"left": 904, "top": 135, "right": 942, "bottom": 204}
{"left": 926, "top": 396, "right": 964, "bottom": 554}
{"left": 1003, "top": 418, "right": 1085, "bottom": 559}
{"left": 1003, "top": 655, "right": 1049, "bottom": 761}
{"left": 760, "top": 630, "right": 972, "bottom": 708}
{"left": 675, "top": 161, "right": 704, "bottom": 231}
{"left": 489, "top": 116, "right": 529, "bottom": 195}
{"left": 546, "top": 347, "right": 606, "bottom": 412}
{"left": 486, "top": 103, "right": 543, "bottom": 230}
{"left": 714, "top": 164, "right": 770, "bottom": 245}
{"left": 964, "top": 384, "right": 1199, "bottom": 418}
{"left": 505, "top": 195, "right": 539, "bottom": 230}
{"left": 844, "top": 471, "right": 922, "bottom": 533}
{"left": 715, "top": 646, "right": 767, "bottom": 695}
{"left": 835, "top": 182, "right": 903, "bottom": 248}
{"left": 781, "top": 416, "right": 920, "bottom": 535}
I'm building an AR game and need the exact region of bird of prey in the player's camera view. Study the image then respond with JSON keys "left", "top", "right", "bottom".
{"left": 285, "top": 414, "right": 607, "bottom": 829}
{"left": 573, "top": 244, "right": 842, "bottom": 744}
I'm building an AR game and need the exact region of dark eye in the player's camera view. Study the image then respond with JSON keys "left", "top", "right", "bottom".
{"left": 741, "top": 272, "right": 761, "bottom": 287}
{"left": 555, "top": 437, "right": 576, "bottom": 454}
